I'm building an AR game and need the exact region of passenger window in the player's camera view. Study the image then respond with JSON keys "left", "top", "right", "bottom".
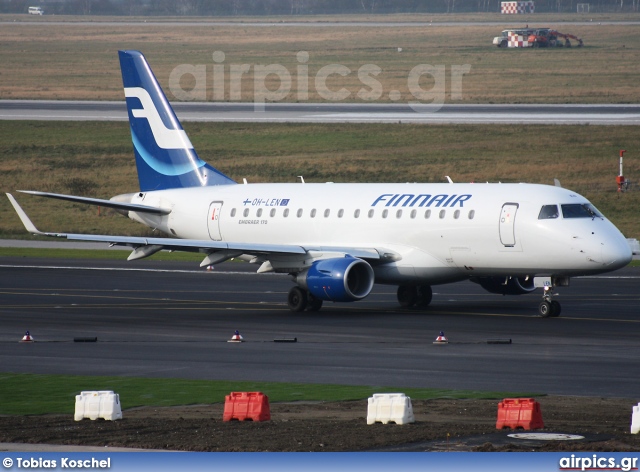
{"left": 310, "top": 209, "right": 316, "bottom": 218}
{"left": 297, "top": 209, "right": 303, "bottom": 218}
{"left": 425, "top": 209, "right": 431, "bottom": 219}
{"left": 230, "top": 208, "right": 236, "bottom": 217}
{"left": 439, "top": 210, "right": 446, "bottom": 219}
{"left": 368, "top": 209, "right": 374, "bottom": 218}
{"left": 410, "top": 209, "right": 416, "bottom": 219}
{"left": 538, "top": 205, "right": 559, "bottom": 219}
{"left": 270, "top": 208, "right": 276, "bottom": 217}
{"left": 454, "top": 210, "right": 460, "bottom": 219}
{"left": 382, "top": 209, "right": 388, "bottom": 218}
{"left": 284, "top": 208, "right": 290, "bottom": 217}
{"left": 354, "top": 209, "right": 360, "bottom": 218}
{"left": 256, "top": 208, "right": 263, "bottom": 217}
{"left": 468, "top": 210, "right": 475, "bottom": 220}
{"left": 324, "top": 209, "right": 330, "bottom": 217}
{"left": 338, "top": 209, "right": 344, "bottom": 218}
{"left": 243, "top": 208, "right": 249, "bottom": 217}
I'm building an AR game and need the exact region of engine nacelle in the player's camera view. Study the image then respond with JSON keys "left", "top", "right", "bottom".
{"left": 297, "top": 256, "right": 374, "bottom": 302}
{"left": 471, "top": 276, "right": 536, "bottom": 295}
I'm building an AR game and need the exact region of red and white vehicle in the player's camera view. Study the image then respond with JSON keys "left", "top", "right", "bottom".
{"left": 494, "top": 28, "right": 583, "bottom": 48}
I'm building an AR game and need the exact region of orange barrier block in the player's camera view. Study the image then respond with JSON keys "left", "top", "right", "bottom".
{"left": 496, "top": 398, "right": 544, "bottom": 430}
{"left": 223, "top": 392, "right": 271, "bottom": 422}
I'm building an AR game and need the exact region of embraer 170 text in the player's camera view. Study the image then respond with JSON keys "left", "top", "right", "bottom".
{"left": 7, "top": 50, "right": 632, "bottom": 317}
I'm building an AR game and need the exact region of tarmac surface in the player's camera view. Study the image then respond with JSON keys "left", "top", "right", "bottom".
{"left": 1, "top": 255, "right": 639, "bottom": 397}
{"left": 2, "top": 101, "right": 640, "bottom": 125}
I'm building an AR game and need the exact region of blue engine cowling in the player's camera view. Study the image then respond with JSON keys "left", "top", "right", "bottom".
{"left": 470, "top": 276, "right": 536, "bottom": 295}
{"left": 297, "top": 256, "right": 375, "bottom": 302}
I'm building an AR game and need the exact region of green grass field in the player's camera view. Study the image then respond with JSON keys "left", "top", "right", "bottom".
{"left": 1, "top": 17, "right": 639, "bottom": 103}
{"left": 0, "top": 372, "right": 537, "bottom": 415}
{"left": 1, "top": 121, "right": 638, "bottom": 239}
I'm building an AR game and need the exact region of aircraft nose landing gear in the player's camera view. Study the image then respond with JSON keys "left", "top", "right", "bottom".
{"left": 539, "top": 286, "right": 561, "bottom": 317}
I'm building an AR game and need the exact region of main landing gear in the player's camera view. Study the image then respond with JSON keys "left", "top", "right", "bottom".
{"left": 538, "top": 286, "right": 561, "bottom": 318}
{"left": 287, "top": 286, "right": 323, "bottom": 312}
{"left": 396, "top": 285, "right": 433, "bottom": 308}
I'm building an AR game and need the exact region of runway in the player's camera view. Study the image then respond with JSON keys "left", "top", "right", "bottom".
{"left": 0, "top": 257, "right": 638, "bottom": 397}
{"left": 4, "top": 20, "right": 640, "bottom": 27}
{"left": 2, "top": 100, "right": 639, "bottom": 124}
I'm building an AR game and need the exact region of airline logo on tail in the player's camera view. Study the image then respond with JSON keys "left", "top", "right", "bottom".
{"left": 125, "top": 87, "right": 193, "bottom": 150}
{"left": 119, "top": 49, "right": 236, "bottom": 189}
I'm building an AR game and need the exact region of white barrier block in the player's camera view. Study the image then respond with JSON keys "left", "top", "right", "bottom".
{"left": 632, "top": 403, "right": 640, "bottom": 434}
{"left": 367, "top": 393, "right": 415, "bottom": 425}
{"left": 74, "top": 390, "right": 122, "bottom": 421}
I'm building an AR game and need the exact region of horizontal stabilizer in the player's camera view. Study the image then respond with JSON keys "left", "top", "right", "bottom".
{"left": 18, "top": 190, "right": 170, "bottom": 215}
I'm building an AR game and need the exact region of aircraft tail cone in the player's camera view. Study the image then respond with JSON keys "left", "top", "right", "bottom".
{"left": 20, "top": 330, "right": 34, "bottom": 343}
{"left": 228, "top": 330, "right": 244, "bottom": 343}
{"left": 433, "top": 331, "right": 448, "bottom": 345}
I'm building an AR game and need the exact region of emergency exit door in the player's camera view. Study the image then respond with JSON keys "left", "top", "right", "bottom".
{"left": 499, "top": 203, "right": 518, "bottom": 247}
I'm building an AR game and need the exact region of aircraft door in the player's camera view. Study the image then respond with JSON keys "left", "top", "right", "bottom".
{"left": 207, "top": 201, "right": 223, "bottom": 241}
{"left": 499, "top": 203, "right": 518, "bottom": 247}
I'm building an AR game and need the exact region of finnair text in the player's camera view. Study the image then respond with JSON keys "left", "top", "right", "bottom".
{"left": 372, "top": 193, "right": 472, "bottom": 208}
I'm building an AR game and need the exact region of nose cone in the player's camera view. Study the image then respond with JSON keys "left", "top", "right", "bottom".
{"left": 600, "top": 235, "right": 633, "bottom": 270}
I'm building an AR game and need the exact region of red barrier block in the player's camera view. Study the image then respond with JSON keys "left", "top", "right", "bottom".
{"left": 223, "top": 392, "right": 271, "bottom": 422}
{"left": 496, "top": 398, "right": 544, "bottom": 430}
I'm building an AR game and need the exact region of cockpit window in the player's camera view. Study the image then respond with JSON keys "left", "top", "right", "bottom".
{"left": 561, "top": 203, "right": 603, "bottom": 219}
{"left": 538, "top": 205, "right": 559, "bottom": 219}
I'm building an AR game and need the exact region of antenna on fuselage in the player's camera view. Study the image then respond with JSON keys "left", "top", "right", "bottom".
{"left": 554, "top": 178, "right": 562, "bottom": 187}
{"left": 298, "top": 176, "right": 305, "bottom": 184}
{"left": 445, "top": 176, "right": 453, "bottom": 184}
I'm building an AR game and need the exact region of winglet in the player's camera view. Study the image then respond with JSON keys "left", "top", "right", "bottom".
{"left": 6, "top": 193, "right": 44, "bottom": 235}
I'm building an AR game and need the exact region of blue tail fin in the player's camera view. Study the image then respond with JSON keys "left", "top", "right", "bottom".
{"left": 118, "top": 50, "right": 236, "bottom": 191}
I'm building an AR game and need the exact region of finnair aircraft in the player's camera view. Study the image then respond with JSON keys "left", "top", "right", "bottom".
{"left": 7, "top": 50, "right": 632, "bottom": 317}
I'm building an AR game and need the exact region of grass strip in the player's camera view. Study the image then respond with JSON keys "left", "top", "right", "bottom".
{"left": 2, "top": 121, "right": 639, "bottom": 239}
{"left": 0, "top": 372, "right": 537, "bottom": 416}
{"left": 0, "top": 247, "right": 637, "bottom": 266}
{"left": 0, "top": 247, "right": 203, "bottom": 262}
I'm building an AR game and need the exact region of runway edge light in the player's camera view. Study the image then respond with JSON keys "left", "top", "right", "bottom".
{"left": 20, "top": 330, "right": 34, "bottom": 343}
{"left": 433, "top": 331, "right": 448, "bottom": 345}
{"left": 228, "top": 330, "right": 244, "bottom": 343}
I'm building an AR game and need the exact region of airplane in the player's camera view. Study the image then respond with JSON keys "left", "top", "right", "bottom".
{"left": 6, "top": 50, "right": 633, "bottom": 318}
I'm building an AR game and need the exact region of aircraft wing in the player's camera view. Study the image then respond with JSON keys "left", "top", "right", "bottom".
{"left": 7, "top": 193, "right": 391, "bottom": 265}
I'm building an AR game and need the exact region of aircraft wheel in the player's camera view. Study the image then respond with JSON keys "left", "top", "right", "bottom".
{"left": 550, "top": 300, "right": 561, "bottom": 317}
{"left": 416, "top": 285, "right": 433, "bottom": 307}
{"left": 288, "top": 286, "right": 308, "bottom": 312}
{"left": 397, "top": 285, "right": 417, "bottom": 308}
{"left": 538, "top": 301, "right": 552, "bottom": 317}
{"left": 306, "top": 294, "right": 323, "bottom": 312}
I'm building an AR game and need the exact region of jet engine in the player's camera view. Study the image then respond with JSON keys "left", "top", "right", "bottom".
{"left": 471, "top": 276, "right": 536, "bottom": 295}
{"left": 297, "top": 256, "right": 374, "bottom": 302}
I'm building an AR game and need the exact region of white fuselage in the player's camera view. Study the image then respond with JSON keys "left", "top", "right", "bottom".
{"left": 123, "top": 182, "right": 632, "bottom": 284}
